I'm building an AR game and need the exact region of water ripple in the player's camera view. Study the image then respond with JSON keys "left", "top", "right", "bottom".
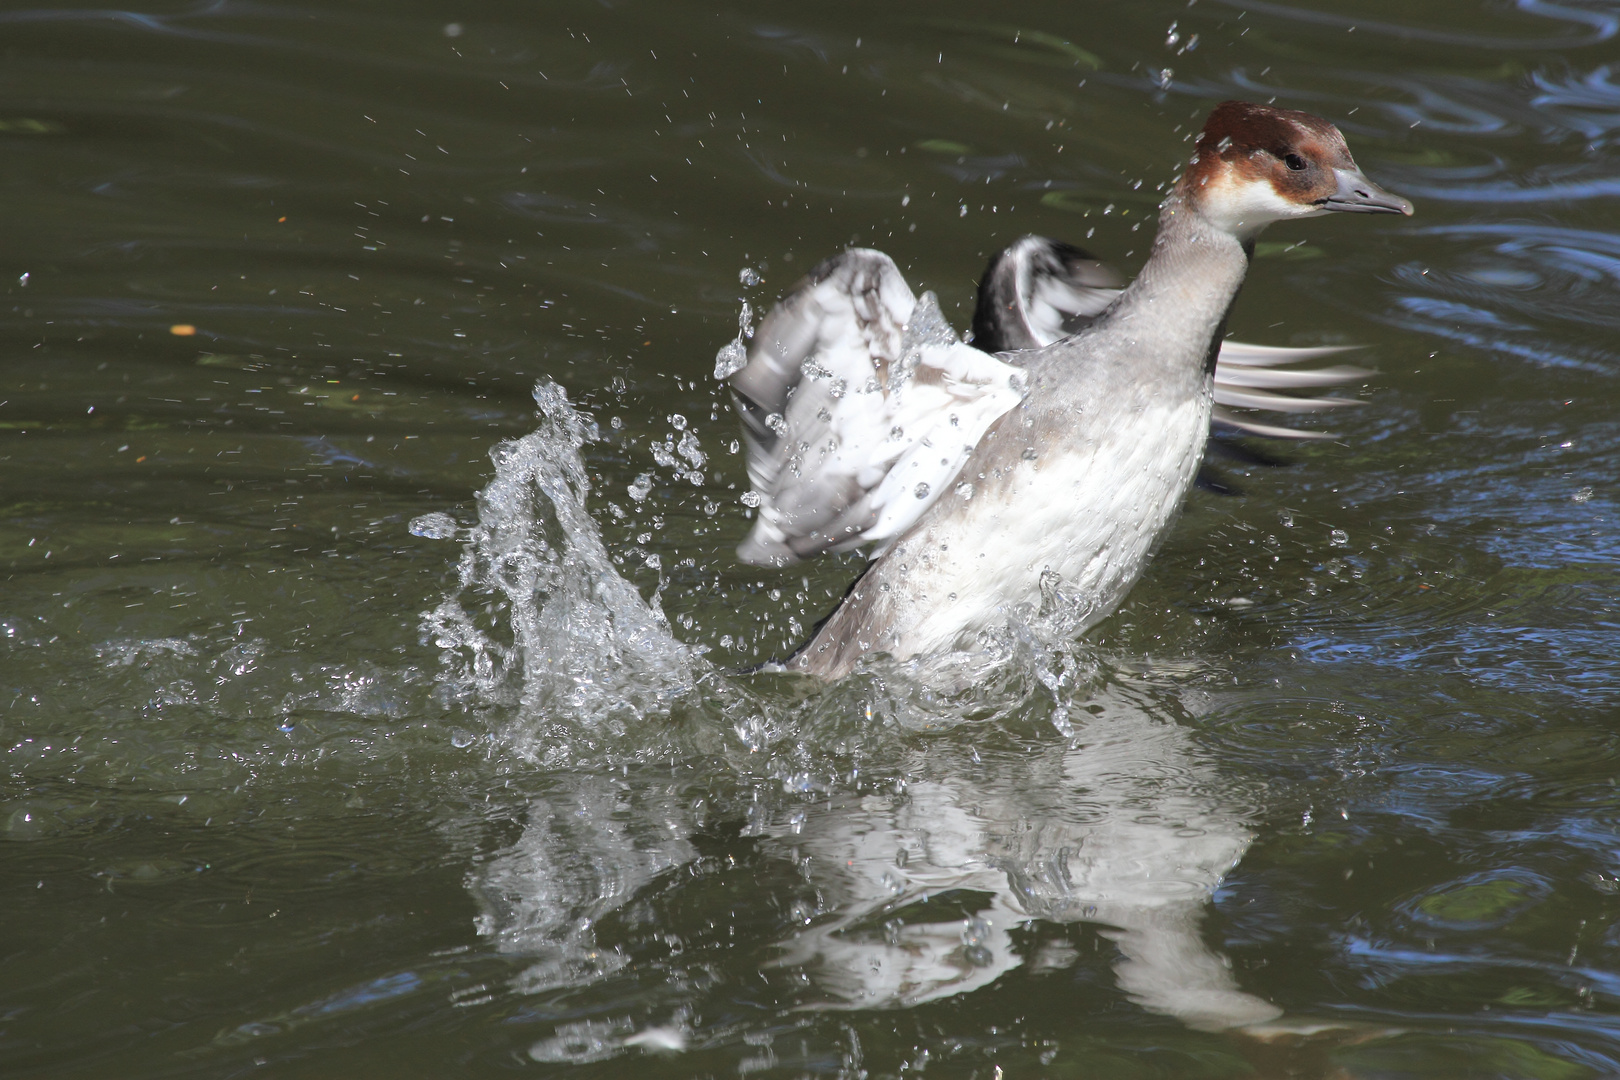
{"left": 1399, "top": 174, "right": 1620, "bottom": 204}
{"left": 1531, "top": 64, "right": 1620, "bottom": 140}
{"left": 0, "top": 1, "right": 264, "bottom": 45}
{"left": 1210, "top": 0, "right": 1619, "bottom": 49}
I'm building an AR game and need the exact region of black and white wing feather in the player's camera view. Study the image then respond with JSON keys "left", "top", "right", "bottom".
{"left": 970, "top": 235, "right": 1124, "bottom": 352}
{"left": 723, "top": 250, "right": 1025, "bottom": 568}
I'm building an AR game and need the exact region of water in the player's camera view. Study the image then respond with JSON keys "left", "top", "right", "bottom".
{"left": 5, "top": 0, "right": 1620, "bottom": 1075}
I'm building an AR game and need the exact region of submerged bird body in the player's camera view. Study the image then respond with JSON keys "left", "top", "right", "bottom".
{"left": 727, "top": 102, "right": 1410, "bottom": 680}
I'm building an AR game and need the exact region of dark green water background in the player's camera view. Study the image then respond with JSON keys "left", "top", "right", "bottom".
{"left": 6, "top": 1, "right": 1620, "bottom": 1076}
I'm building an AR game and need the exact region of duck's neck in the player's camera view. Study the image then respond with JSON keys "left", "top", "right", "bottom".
{"left": 1100, "top": 191, "right": 1252, "bottom": 381}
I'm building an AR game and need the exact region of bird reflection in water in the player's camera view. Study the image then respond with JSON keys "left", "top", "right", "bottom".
{"left": 468, "top": 685, "right": 1277, "bottom": 1034}
{"left": 763, "top": 696, "right": 1278, "bottom": 1031}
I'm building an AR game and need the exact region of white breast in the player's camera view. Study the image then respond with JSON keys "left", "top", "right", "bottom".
{"left": 884, "top": 393, "right": 1211, "bottom": 659}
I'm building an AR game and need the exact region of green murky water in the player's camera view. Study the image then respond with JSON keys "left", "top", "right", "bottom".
{"left": 6, "top": 1, "right": 1620, "bottom": 1076}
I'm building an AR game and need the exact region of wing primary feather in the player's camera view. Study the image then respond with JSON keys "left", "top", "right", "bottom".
{"left": 1213, "top": 387, "right": 1364, "bottom": 412}
{"left": 1210, "top": 405, "right": 1341, "bottom": 440}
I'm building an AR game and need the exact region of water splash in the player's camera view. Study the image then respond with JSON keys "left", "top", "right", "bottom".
{"left": 892, "top": 290, "right": 958, "bottom": 383}
{"left": 881, "top": 289, "right": 965, "bottom": 416}
{"left": 421, "top": 382, "right": 698, "bottom": 758}
{"left": 420, "top": 384, "right": 1284, "bottom": 1029}
{"left": 527, "top": 1017, "right": 635, "bottom": 1063}
{"left": 713, "top": 300, "right": 754, "bottom": 379}
{"left": 408, "top": 512, "right": 458, "bottom": 540}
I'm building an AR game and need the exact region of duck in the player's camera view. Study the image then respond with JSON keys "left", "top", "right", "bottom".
{"left": 723, "top": 101, "right": 1411, "bottom": 680}
{"left": 726, "top": 242, "right": 1367, "bottom": 566}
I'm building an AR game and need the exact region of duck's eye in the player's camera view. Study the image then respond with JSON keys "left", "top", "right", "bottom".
{"left": 1283, "top": 152, "right": 1308, "bottom": 172}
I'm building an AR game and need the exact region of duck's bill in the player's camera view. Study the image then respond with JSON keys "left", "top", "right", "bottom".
{"left": 1321, "top": 168, "right": 1413, "bottom": 215}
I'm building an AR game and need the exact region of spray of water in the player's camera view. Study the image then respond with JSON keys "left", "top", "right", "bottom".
{"left": 415, "top": 378, "right": 1278, "bottom": 1039}
{"left": 419, "top": 382, "right": 699, "bottom": 759}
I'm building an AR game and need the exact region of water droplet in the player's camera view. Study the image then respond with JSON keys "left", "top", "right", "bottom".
{"left": 676, "top": 431, "right": 705, "bottom": 469}
{"left": 713, "top": 301, "right": 754, "bottom": 378}
{"left": 713, "top": 338, "right": 746, "bottom": 379}
{"left": 528, "top": 1019, "right": 633, "bottom": 1064}
{"left": 408, "top": 512, "right": 459, "bottom": 540}
{"left": 913, "top": 482, "right": 931, "bottom": 499}
{"left": 628, "top": 473, "right": 654, "bottom": 502}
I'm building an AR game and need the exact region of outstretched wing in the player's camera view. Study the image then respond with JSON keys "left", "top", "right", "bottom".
{"left": 971, "top": 235, "right": 1124, "bottom": 352}
{"left": 1206, "top": 341, "right": 1368, "bottom": 439}
{"left": 724, "top": 249, "right": 1025, "bottom": 568}
{"left": 972, "top": 235, "right": 1370, "bottom": 438}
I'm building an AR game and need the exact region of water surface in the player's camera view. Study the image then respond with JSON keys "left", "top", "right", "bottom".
{"left": 5, "top": 1, "right": 1620, "bottom": 1076}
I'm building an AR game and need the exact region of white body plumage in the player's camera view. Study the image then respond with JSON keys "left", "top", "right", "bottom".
{"left": 878, "top": 392, "right": 1212, "bottom": 660}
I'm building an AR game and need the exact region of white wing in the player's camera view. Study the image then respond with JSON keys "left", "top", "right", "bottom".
{"left": 724, "top": 249, "right": 1025, "bottom": 568}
